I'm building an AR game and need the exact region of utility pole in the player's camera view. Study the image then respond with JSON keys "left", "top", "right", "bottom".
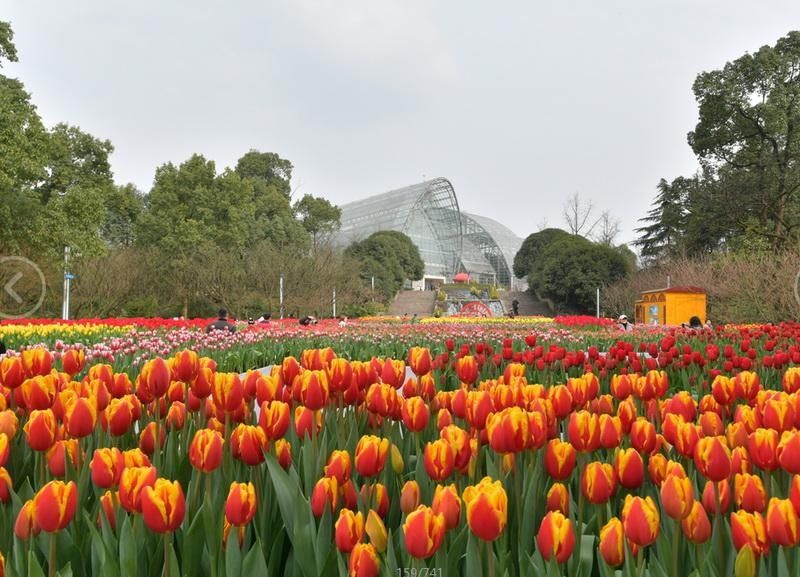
{"left": 596, "top": 287, "right": 600, "bottom": 318}
{"left": 279, "top": 275, "right": 284, "bottom": 319}
{"left": 62, "top": 246, "right": 73, "bottom": 320}
{"left": 332, "top": 287, "right": 337, "bottom": 318}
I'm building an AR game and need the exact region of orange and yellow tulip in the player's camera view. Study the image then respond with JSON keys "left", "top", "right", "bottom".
{"left": 765, "top": 497, "right": 799, "bottom": 547}
{"left": 599, "top": 517, "right": 624, "bottom": 567}
{"left": 621, "top": 495, "right": 660, "bottom": 547}
{"left": 537, "top": 510, "right": 576, "bottom": 564}
{"left": 34, "top": 480, "right": 77, "bottom": 532}
{"left": 432, "top": 484, "right": 461, "bottom": 530}
{"left": 141, "top": 478, "right": 185, "bottom": 533}
{"left": 225, "top": 482, "right": 257, "bottom": 526}
{"left": 730, "top": 510, "right": 769, "bottom": 557}
{"left": 335, "top": 509, "right": 364, "bottom": 553}
{"left": 403, "top": 506, "right": 446, "bottom": 559}
{"left": 462, "top": 477, "right": 508, "bottom": 541}
{"left": 354, "top": 435, "right": 390, "bottom": 478}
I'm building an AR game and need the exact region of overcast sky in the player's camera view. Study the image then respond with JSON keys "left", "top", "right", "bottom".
{"left": 4, "top": 1, "right": 799, "bottom": 244}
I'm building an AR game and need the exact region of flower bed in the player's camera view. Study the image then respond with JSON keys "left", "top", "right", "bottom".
{"left": 1, "top": 322, "right": 800, "bottom": 575}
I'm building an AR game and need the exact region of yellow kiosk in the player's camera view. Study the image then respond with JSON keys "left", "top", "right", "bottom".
{"left": 634, "top": 286, "right": 707, "bottom": 326}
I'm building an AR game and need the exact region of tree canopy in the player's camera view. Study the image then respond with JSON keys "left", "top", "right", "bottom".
{"left": 513, "top": 228, "right": 572, "bottom": 279}
{"left": 346, "top": 231, "right": 424, "bottom": 302}
{"left": 0, "top": 20, "right": 365, "bottom": 318}
{"left": 638, "top": 31, "right": 800, "bottom": 260}
{"left": 529, "top": 235, "right": 632, "bottom": 313}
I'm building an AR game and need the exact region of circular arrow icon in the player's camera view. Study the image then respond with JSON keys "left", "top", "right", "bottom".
{"left": 0, "top": 256, "right": 46, "bottom": 319}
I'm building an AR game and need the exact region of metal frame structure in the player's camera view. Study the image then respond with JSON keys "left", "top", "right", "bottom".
{"left": 336, "top": 178, "right": 524, "bottom": 289}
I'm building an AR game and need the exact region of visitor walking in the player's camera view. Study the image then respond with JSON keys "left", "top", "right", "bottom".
{"left": 618, "top": 315, "right": 633, "bottom": 332}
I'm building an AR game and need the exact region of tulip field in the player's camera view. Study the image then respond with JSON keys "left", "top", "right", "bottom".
{"left": 2, "top": 319, "right": 800, "bottom": 576}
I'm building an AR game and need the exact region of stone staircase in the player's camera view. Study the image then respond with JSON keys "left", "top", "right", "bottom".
{"left": 500, "top": 291, "right": 552, "bottom": 316}
{"left": 388, "top": 290, "right": 436, "bottom": 316}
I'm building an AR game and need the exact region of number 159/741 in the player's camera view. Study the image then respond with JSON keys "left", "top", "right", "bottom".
{"left": 396, "top": 569, "right": 442, "bottom": 577}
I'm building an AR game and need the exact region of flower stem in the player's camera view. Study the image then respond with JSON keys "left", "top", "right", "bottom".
{"left": 48, "top": 533, "right": 57, "bottom": 577}
{"left": 672, "top": 518, "right": 680, "bottom": 577}
{"left": 164, "top": 532, "right": 171, "bottom": 577}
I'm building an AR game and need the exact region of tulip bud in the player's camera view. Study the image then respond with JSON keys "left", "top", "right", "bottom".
{"left": 349, "top": 543, "right": 380, "bottom": 577}
{"left": 0, "top": 466, "right": 11, "bottom": 504}
{"left": 365, "top": 509, "right": 387, "bottom": 553}
{"left": 141, "top": 479, "right": 185, "bottom": 533}
{"left": 432, "top": 484, "right": 461, "bottom": 530}
{"left": 34, "top": 480, "right": 78, "bottom": 532}
{"left": 403, "top": 506, "right": 446, "bottom": 559}
{"left": 335, "top": 509, "right": 364, "bottom": 553}
{"left": 546, "top": 483, "right": 569, "bottom": 515}
{"left": 734, "top": 474, "right": 767, "bottom": 513}
{"left": 463, "top": 477, "right": 508, "bottom": 541}
{"left": 400, "top": 481, "right": 421, "bottom": 514}
{"left": 390, "top": 443, "right": 404, "bottom": 474}
{"left": 310, "top": 477, "right": 338, "bottom": 518}
{"left": 14, "top": 499, "right": 39, "bottom": 540}
{"left": 582, "top": 462, "right": 617, "bottom": 505}
{"left": 91, "top": 447, "right": 125, "bottom": 489}
{"left": 225, "top": 482, "right": 257, "bottom": 527}
{"left": 681, "top": 501, "right": 711, "bottom": 544}
{"left": 544, "top": 439, "right": 576, "bottom": 481}
{"left": 354, "top": 435, "right": 390, "bottom": 478}
{"left": 621, "top": 495, "right": 660, "bottom": 547}
{"left": 660, "top": 474, "right": 694, "bottom": 520}
{"left": 765, "top": 497, "right": 800, "bottom": 547}
{"left": 730, "top": 510, "right": 769, "bottom": 557}
{"left": 734, "top": 544, "right": 757, "bottom": 577}
{"left": 189, "top": 428, "right": 224, "bottom": 472}
{"left": 536, "top": 511, "right": 576, "bottom": 564}
{"left": 599, "top": 517, "right": 624, "bottom": 567}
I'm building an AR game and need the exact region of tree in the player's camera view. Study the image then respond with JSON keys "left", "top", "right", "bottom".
{"left": 592, "top": 211, "right": 621, "bottom": 246}
{"left": 562, "top": 192, "right": 599, "bottom": 236}
{"left": 530, "top": 235, "right": 631, "bottom": 313}
{"left": 0, "top": 21, "right": 17, "bottom": 67}
{"left": 688, "top": 31, "right": 800, "bottom": 248}
{"left": 102, "top": 183, "right": 144, "bottom": 247}
{"left": 234, "top": 150, "right": 293, "bottom": 200}
{"left": 37, "top": 123, "right": 116, "bottom": 257}
{"left": 635, "top": 178, "right": 688, "bottom": 263}
{"left": 513, "top": 228, "right": 571, "bottom": 279}
{"left": 346, "top": 231, "right": 423, "bottom": 301}
{"left": 293, "top": 194, "right": 341, "bottom": 249}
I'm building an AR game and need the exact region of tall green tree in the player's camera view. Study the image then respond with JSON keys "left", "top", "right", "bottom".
{"left": 688, "top": 31, "right": 800, "bottom": 248}
{"left": 38, "top": 123, "right": 115, "bottom": 257}
{"left": 293, "top": 194, "right": 341, "bottom": 249}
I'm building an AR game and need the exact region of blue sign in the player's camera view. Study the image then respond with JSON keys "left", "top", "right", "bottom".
{"left": 64, "top": 273, "right": 76, "bottom": 280}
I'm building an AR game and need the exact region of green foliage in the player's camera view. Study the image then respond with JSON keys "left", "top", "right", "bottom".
{"left": 513, "top": 228, "right": 571, "bottom": 279}
{"left": 346, "top": 230, "right": 424, "bottom": 302}
{"left": 529, "top": 235, "right": 631, "bottom": 313}
{"left": 293, "top": 193, "right": 342, "bottom": 248}
{"left": 234, "top": 149, "right": 293, "bottom": 199}
{"left": 640, "top": 31, "right": 800, "bottom": 258}
{"left": 0, "top": 20, "right": 18, "bottom": 66}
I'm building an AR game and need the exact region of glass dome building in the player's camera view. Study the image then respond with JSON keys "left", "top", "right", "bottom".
{"left": 336, "top": 178, "right": 525, "bottom": 290}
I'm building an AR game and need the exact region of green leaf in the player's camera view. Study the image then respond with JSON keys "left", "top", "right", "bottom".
{"left": 465, "top": 532, "right": 483, "bottom": 577}
{"left": 119, "top": 515, "right": 137, "bottom": 577}
{"left": 27, "top": 550, "right": 46, "bottom": 577}
{"left": 576, "top": 534, "right": 595, "bottom": 577}
{"left": 242, "top": 540, "right": 269, "bottom": 577}
{"left": 225, "top": 531, "right": 243, "bottom": 577}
